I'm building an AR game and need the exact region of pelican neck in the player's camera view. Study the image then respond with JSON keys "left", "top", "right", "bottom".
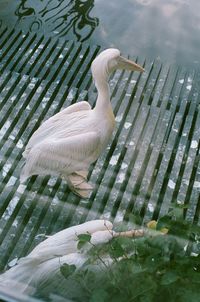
{"left": 94, "top": 78, "right": 112, "bottom": 112}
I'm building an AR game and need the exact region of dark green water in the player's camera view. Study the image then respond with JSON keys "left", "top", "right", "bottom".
{"left": 0, "top": 0, "right": 200, "bottom": 68}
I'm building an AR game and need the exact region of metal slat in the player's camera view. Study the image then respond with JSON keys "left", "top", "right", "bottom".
{"left": 0, "top": 76, "right": 80, "bottom": 268}
{"left": 123, "top": 107, "right": 163, "bottom": 216}
{"left": 0, "top": 30, "right": 23, "bottom": 66}
{"left": 28, "top": 38, "right": 60, "bottom": 78}
{"left": 39, "top": 40, "right": 74, "bottom": 82}
{"left": 0, "top": 29, "right": 16, "bottom": 52}
{"left": 0, "top": 71, "right": 21, "bottom": 110}
{"left": 114, "top": 106, "right": 160, "bottom": 221}
{"left": 158, "top": 65, "right": 179, "bottom": 110}
{"left": 22, "top": 37, "right": 53, "bottom": 76}
{"left": 2, "top": 33, "right": 38, "bottom": 73}
{"left": 0, "top": 79, "right": 48, "bottom": 225}
{"left": 0, "top": 28, "right": 100, "bottom": 93}
{"left": 0, "top": 26, "right": 9, "bottom": 41}
{"left": 14, "top": 35, "right": 47, "bottom": 74}
{"left": 141, "top": 72, "right": 199, "bottom": 221}
{"left": 130, "top": 68, "right": 188, "bottom": 219}
{"left": 179, "top": 110, "right": 200, "bottom": 222}
{"left": 0, "top": 32, "right": 31, "bottom": 73}
{"left": 0, "top": 76, "right": 31, "bottom": 141}
{"left": 184, "top": 146, "right": 200, "bottom": 224}
{"left": 143, "top": 113, "right": 183, "bottom": 222}
{"left": 0, "top": 62, "right": 96, "bottom": 266}
{"left": 158, "top": 72, "right": 200, "bottom": 217}
{"left": 162, "top": 67, "right": 185, "bottom": 111}
{"left": 73, "top": 45, "right": 100, "bottom": 91}
{"left": 150, "top": 63, "right": 170, "bottom": 107}
{"left": 159, "top": 102, "right": 198, "bottom": 217}
{"left": 0, "top": 77, "right": 64, "bottom": 208}
{"left": 33, "top": 39, "right": 67, "bottom": 80}
{"left": 135, "top": 110, "right": 172, "bottom": 219}
{"left": 140, "top": 59, "right": 162, "bottom": 106}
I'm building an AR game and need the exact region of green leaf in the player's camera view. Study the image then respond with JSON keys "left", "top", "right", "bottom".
{"left": 90, "top": 289, "right": 108, "bottom": 302}
{"left": 178, "top": 289, "right": 200, "bottom": 302}
{"left": 128, "top": 213, "right": 142, "bottom": 226}
{"left": 57, "top": 215, "right": 200, "bottom": 301}
{"left": 156, "top": 215, "right": 172, "bottom": 230}
{"left": 109, "top": 240, "right": 125, "bottom": 258}
{"left": 171, "top": 207, "right": 184, "bottom": 219}
{"left": 77, "top": 240, "right": 88, "bottom": 250}
{"left": 77, "top": 233, "right": 91, "bottom": 250}
{"left": 77, "top": 233, "right": 91, "bottom": 242}
{"left": 160, "top": 271, "right": 179, "bottom": 285}
{"left": 169, "top": 220, "right": 190, "bottom": 238}
{"left": 60, "top": 263, "right": 76, "bottom": 279}
{"left": 84, "top": 270, "right": 96, "bottom": 284}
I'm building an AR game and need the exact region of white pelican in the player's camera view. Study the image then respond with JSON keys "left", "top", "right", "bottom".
{"left": 20, "top": 48, "right": 144, "bottom": 197}
{"left": 0, "top": 220, "right": 144, "bottom": 295}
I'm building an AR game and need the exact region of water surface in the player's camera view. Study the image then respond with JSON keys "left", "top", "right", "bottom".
{"left": 0, "top": 0, "right": 200, "bottom": 68}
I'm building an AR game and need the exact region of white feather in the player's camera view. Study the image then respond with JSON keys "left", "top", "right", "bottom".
{"left": 28, "top": 219, "right": 113, "bottom": 260}
{"left": 0, "top": 220, "right": 113, "bottom": 294}
{"left": 20, "top": 48, "right": 144, "bottom": 197}
{"left": 0, "top": 219, "right": 144, "bottom": 297}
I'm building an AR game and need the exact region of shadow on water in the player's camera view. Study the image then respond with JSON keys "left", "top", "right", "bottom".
{"left": 15, "top": 0, "right": 99, "bottom": 42}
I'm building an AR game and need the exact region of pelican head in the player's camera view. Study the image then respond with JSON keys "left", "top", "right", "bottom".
{"left": 91, "top": 48, "right": 144, "bottom": 81}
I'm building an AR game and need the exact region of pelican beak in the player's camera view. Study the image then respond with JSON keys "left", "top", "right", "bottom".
{"left": 118, "top": 56, "right": 145, "bottom": 72}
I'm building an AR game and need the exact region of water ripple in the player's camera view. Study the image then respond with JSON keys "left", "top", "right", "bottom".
{"left": 14, "top": 0, "right": 99, "bottom": 42}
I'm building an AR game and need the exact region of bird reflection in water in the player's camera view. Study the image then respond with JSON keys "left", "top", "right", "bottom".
{"left": 15, "top": 0, "right": 99, "bottom": 42}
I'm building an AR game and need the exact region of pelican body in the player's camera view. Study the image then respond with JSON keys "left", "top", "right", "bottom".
{"left": 0, "top": 220, "right": 144, "bottom": 295}
{"left": 20, "top": 48, "right": 144, "bottom": 197}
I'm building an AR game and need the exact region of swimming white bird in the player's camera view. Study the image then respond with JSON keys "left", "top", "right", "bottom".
{"left": 20, "top": 48, "right": 144, "bottom": 197}
{"left": 0, "top": 220, "right": 144, "bottom": 295}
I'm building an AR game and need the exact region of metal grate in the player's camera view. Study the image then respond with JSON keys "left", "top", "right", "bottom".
{"left": 0, "top": 25, "right": 100, "bottom": 91}
{"left": 0, "top": 24, "right": 200, "bottom": 278}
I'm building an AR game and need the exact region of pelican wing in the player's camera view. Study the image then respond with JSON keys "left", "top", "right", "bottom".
{"left": 0, "top": 221, "right": 113, "bottom": 294}
{"left": 28, "top": 220, "right": 113, "bottom": 260}
{"left": 21, "top": 131, "right": 100, "bottom": 182}
{"left": 23, "top": 101, "right": 91, "bottom": 158}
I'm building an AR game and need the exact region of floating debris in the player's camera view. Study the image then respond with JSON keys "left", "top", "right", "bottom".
{"left": 191, "top": 140, "right": 198, "bottom": 149}
{"left": 186, "top": 84, "right": 192, "bottom": 91}
{"left": 115, "top": 114, "right": 123, "bottom": 122}
{"left": 8, "top": 258, "right": 18, "bottom": 268}
{"left": 168, "top": 179, "right": 176, "bottom": 189}
{"left": 117, "top": 172, "right": 125, "bottom": 183}
{"left": 17, "top": 184, "right": 26, "bottom": 194}
{"left": 121, "top": 163, "right": 128, "bottom": 169}
{"left": 193, "top": 181, "right": 200, "bottom": 189}
{"left": 3, "top": 162, "right": 12, "bottom": 177}
{"left": 110, "top": 154, "right": 120, "bottom": 166}
{"left": 124, "top": 122, "right": 132, "bottom": 129}
{"left": 147, "top": 203, "right": 154, "bottom": 212}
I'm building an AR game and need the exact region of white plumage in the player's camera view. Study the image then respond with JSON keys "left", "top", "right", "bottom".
{"left": 0, "top": 220, "right": 113, "bottom": 294}
{"left": 0, "top": 220, "right": 144, "bottom": 297}
{"left": 20, "top": 48, "right": 144, "bottom": 197}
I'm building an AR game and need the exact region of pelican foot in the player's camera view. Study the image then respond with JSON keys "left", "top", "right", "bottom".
{"left": 64, "top": 172, "right": 93, "bottom": 199}
{"left": 71, "top": 186, "right": 93, "bottom": 199}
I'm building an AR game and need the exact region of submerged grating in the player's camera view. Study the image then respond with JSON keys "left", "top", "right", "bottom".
{"left": 0, "top": 26, "right": 200, "bottom": 276}
{"left": 0, "top": 25, "right": 100, "bottom": 91}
